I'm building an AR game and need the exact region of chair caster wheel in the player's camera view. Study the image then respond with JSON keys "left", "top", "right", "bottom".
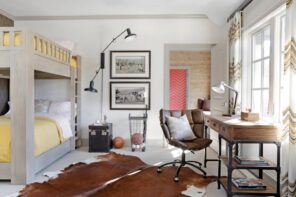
{"left": 132, "top": 148, "right": 135, "bottom": 152}
{"left": 157, "top": 168, "right": 162, "bottom": 173}
{"left": 174, "top": 177, "right": 179, "bottom": 182}
{"left": 172, "top": 163, "right": 176, "bottom": 167}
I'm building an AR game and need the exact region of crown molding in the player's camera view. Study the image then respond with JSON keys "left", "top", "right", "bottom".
{"left": 14, "top": 14, "right": 208, "bottom": 21}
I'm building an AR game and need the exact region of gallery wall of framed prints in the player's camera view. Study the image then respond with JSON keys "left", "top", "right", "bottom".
{"left": 109, "top": 50, "right": 151, "bottom": 110}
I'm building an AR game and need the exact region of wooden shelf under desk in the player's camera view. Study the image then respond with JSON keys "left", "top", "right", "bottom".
{"left": 220, "top": 156, "right": 278, "bottom": 170}
{"left": 219, "top": 178, "right": 276, "bottom": 196}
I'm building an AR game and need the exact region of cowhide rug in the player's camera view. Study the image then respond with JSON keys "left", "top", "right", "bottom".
{"left": 19, "top": 152, "right": 217, "bottom": 197}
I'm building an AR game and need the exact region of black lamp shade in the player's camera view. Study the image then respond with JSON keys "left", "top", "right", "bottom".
{"left": 84, "top": 81, "right": 98, "bottom": 93}
{"left": 125, "top": 28, "right": 137, "bottom": 40}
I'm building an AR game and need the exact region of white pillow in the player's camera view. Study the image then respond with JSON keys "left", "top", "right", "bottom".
{"left": 48, "top": 101, "right": 71, "bottom": 120}
{"left": 35, "top": 99, "right": 50, "bottom": 113}
{"left": 166, "top": 115, "right": 196, "bottom": 140}
{"left": 5, "top": 101, "right": 11, "bottom": 115}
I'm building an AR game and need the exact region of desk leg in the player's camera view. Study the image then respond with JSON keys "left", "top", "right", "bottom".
{"left": 235, "top": 142, "right": 239, "bottom": 156}
{"left": 276, "top": 142, "right": 281, "bottom": 197}
{"left": 259, "top": 142, "right": 263, "bottom": 179}
{"left": 227, "top": 142, "right": 233, "bottom": 195}
{"left": 218, "top": 135, "right": 222, "bottom": 189}
{"left": 204, "top": 125, "right": 208, "bottom": 167}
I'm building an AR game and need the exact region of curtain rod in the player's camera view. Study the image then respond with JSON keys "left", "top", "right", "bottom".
{"left": 227, "top": 0, "right": 253, "bottom": 22}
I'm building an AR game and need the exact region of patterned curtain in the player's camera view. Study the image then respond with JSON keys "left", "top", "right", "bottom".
{"left": 281, "top": 0, "right": 296, "bottom": 196}
{"left": 228, "top": 12, "right": 241, "bottom": 114}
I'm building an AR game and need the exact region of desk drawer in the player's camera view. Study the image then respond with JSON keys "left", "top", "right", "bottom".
{"left": 209, "top": 120, "right": 220, "bottom": 131}
{"left": 219, "top": 125, "right": 229, "bottom": 138}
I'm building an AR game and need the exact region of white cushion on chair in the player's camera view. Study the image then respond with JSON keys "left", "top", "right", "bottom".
{"left": 166, "top": 115, "right": 196, "bottom": 140}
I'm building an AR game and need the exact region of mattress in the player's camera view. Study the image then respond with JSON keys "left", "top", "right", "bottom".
{"left": 0, "top": 116, "right": 65, "bottom": 163}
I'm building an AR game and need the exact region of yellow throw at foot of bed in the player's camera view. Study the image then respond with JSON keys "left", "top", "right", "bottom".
{"left": 0, "top": 116, "right": 64, "bottom": 163}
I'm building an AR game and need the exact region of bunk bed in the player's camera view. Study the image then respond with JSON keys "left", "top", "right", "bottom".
{"left": 0, "top": 27, "right": 76, "bottom": 184}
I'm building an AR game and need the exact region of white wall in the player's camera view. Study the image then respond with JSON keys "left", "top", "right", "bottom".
{"left": 15, "top": 18, "right": 227, "bottom": 143}
{"left": 35, "top": 80, "right": 70, "bottom": 101}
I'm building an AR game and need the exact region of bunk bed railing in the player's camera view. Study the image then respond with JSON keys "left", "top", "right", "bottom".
{"left": 33, "top": 33, "right": 71, "bottom": 65}
{"left": 0, "top": 28, "right": 72, "bottom": 65}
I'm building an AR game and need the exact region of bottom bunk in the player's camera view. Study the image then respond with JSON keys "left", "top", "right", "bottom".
{"left": 0, "top": 113, "right": 73, "bottom": 180}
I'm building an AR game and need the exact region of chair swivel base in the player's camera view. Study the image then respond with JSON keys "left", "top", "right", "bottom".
{"left": 157, "top": 152, "right": 207, "bottom": 182}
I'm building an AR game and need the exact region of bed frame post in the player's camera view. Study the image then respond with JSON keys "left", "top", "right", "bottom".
{"left": 10, "top": 33, "right": 35, "bottom": 184}
{"left": 70, "top": 66, "right": 76, "bottom": 150}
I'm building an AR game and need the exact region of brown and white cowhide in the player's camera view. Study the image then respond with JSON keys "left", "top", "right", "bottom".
{"left": 19, "top": 152, "right": 217, "bottom": 197}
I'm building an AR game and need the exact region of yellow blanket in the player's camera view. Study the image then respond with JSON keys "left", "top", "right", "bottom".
{"left": 0, "top": 116, "right": 64, "bottom": 163}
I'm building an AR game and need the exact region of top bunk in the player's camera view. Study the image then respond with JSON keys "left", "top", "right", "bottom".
{"left": 0, "top": 27, "right": 74, "bottom": 79}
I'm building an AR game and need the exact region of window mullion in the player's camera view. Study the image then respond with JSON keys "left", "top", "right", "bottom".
{"left": 261, "top": 32, "right": 264, "bottom": 116}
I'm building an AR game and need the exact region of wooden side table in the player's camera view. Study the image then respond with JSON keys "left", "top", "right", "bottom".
{"left": 89, "top": 123, "right": 112, "bottom": 152}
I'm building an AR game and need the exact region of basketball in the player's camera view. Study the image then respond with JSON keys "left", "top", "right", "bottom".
{"left": 112, "top": 136, "right": 125, "bottom": 149}
{"left": 131, "top": 133, "right": 143, "bottom": 145}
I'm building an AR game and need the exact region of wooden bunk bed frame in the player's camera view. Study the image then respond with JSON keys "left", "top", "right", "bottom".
{"left": 0, "top": 28, "right": 76, "bottom": 184}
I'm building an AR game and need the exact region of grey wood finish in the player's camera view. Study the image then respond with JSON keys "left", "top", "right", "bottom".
{"left": 0, "top": 78, "right": 9, "bottom": 115}
{"left": 34, "top": 139, "right": 71, "bottom": 173}
{"left": 0, "top": 140, "right": 71, "bottom": 180}
{"left": 70, "top": 66, "right": 76, "bottom": 150}
{"left": 10, "top": 46, "right": 35, "bottom": 184}
{"left": 0, "top": 163, "right": 11, "bottom": 179}
{"left": 0, "top": 28, "right": 75, "bottom": 184}
{"left": 0, "top": 14, "right": 14, "bottom": 27}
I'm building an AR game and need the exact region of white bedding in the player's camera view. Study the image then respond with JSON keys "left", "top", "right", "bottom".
{"left": 35, "top": 112, "right": 73, "bottom": 139}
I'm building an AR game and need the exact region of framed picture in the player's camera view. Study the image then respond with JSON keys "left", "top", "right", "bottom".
{"left": 110, "top": 50, "right": 151, "bottom": 79}
{"left": 110, "top": 82, "right": 150, "bottom": 110}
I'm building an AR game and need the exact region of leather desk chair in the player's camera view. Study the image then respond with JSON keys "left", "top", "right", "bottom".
{"left": 157, "top": 109, "right": 212, "bottom": 182}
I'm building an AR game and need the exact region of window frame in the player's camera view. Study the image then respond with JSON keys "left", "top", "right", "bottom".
{"left": 250, "top": 24, "right": 272, "bottom": 118}
{"left": 242, "top": 10, "right": 285, "bottom": 122}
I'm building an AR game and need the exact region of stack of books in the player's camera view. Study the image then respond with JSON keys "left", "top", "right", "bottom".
{"left": 232, "top": 178, "right": 267, "bottom": 190}
{"left": 234, "top": 155, "right": 269, "bottom": 166}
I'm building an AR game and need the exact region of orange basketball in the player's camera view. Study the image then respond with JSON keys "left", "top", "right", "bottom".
{"left": 112, "top": 136, "right": 125, "bottom": 149}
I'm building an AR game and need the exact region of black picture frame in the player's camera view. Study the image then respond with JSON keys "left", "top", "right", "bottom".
{"left": 110, "top": 50, "right": 151, "bottom": 79}
{"left": 110, "top": 81, "right": 151, "bottom": 110}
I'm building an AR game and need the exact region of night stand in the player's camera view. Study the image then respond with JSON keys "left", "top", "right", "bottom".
{"left": 89, "top": 123, "right": 113, "bottom": 152}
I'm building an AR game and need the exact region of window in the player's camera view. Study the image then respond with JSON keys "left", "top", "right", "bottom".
{"left": 243, "top": 7, "right": 286, "bottom": 121}
{"left": 279, "top": 15, "right": 286, "bottom": 117}
{"left": 251, "top": 26, "right": 271, "bottom": 118}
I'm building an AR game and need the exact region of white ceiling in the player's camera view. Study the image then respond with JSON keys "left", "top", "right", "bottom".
{"left": 0, "top": 0, "right": 244, "bottom": 25}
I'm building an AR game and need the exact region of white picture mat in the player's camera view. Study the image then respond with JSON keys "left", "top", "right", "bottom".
{"left": 110, "top": 82, "right": 150, "bottom": 109}
{"left": 111, "top": 51, "right": 150, "bottom": 78}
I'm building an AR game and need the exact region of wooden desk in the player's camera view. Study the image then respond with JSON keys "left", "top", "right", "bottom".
{"left": 204, "top": 114, "right": 281, "bottom": 197}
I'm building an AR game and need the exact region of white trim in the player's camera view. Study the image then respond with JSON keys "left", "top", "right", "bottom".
{"left": 14, "top": 14, "right": 208, "bottom": 21}
{"left": 242, "top": 1, "right": 286, "bottom": 30}
{"left": 164, "top": 44, "right": 215, "bottom": 109}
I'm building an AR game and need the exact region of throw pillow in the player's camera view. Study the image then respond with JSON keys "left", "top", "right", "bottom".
{"left": 5, "top": 101, "right": 11, "bottom": 115}
{"left": 197, "top": 98, "right": 204, "bottom": 110}
{"left": 202, "top": 99, "right": 211, "bottom": 111}
{"left": 48, "top": 101, "right": 71, "bottom": 120}
{"left": 35, "top": 99, "right": 50, "bottom": 113}
{"left": 166, "top": 114, "right": 196, "bottom": 140}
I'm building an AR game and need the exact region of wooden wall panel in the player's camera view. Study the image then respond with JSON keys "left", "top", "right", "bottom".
{"left": 0, "top": 14, "right": 14, "bottom": 27}
{"left": 0, "top": 78, "right": 9, "bottom": 115}
{"left": 170, "top": 51, "right": 211, "bottom": 108}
